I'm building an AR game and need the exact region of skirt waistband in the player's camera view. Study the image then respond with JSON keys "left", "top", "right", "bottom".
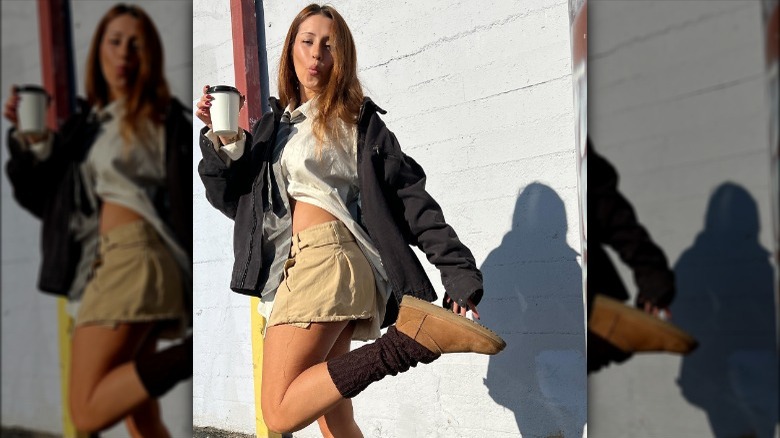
{"left": 290, "top": 221, "right": 355, "bottom": 257}
{"left": 99, "top": 220, "right": 160, "bottom": 248}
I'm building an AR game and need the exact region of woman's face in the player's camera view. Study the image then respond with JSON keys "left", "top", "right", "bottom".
{"left": 100, "top": 14, "right": 141, "bottom": 101}
{"left": 292, "top": 14, "right": 334, "bottom": 104}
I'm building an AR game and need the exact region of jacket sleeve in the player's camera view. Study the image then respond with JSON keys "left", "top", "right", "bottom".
{"left": 196, "top": 125, "right": 254, "bottom": 220}
{"left": 382, "top": 129, "right": 484, "bottom": 308}
{"left": 590, "top": 143, "right": 676, "bottom": 308}
{"left": 5, "top": 128, "right": 70, "bottom": 219}
{"left": 165, "top": 101, "right": 194, "bottom": 261}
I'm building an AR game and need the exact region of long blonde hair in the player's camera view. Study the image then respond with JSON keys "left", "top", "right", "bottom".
{"left": 278, "top": 4, "right": 363, "bottom": 151}
{"left": 85, "top": 4, "right": 170, "bottom": 148}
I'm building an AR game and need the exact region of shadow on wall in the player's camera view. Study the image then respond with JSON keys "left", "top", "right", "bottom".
{"left": 481, "top": 183, "right": 586, "bottom": 438}
{"left": 673, "top": 183, "right": 778, "bottom": 438}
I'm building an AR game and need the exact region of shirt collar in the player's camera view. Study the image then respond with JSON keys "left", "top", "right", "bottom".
{"left": 284, "top": 97, "right": 316, "bottom": 123}
{"left": 92, "top": 99, "right": 124, "bottom": 123}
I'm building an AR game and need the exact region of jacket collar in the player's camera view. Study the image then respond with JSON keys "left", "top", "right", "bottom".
{"left": 268, "top": 96, "right": 385, "bottom": 122}
{"left": 358, "top": 97, "right": 386, "bottom": 123}
{"left": 269, "top": 96, "right": 284, "bottom": 117}
{"left": 258, "top": 96, "right": 386, "bottom": 143}
{"left": 249, "top": 97, "right": 285, "bottom": 145}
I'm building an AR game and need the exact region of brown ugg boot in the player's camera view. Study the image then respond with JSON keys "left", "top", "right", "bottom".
{"left": 395, "top": 296, "right": 506, "bottom": 355}
{"left": 589, "top": 295, "right": 697, "bottom": 354}
{"left": 327, "top": 296, "right": 506, "bottom": 399}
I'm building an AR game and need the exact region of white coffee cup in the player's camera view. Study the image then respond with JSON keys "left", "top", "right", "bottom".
{"left": 17, "top": 85, "right": 50, "bottom": 135}
{"left": 208, "top": 85, "right": 241, "bottom": 137}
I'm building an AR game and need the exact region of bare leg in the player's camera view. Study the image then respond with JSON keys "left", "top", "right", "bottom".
{"left": 260, "top": 321, "right": 353, "bottom": 433}
{"left": 260, "top": 296, "right": 505, "bottom": 433}
{"left": 316, "top": 323, "right": 363, "bottom": 438}
{"left": 69, "top": 323, "right": 155, "bottom": 433}
{"left": 125, "top": 400, "right": 169, "bottom": 438}
{"left": 125, "top": 332, "right": 171, "bottom": 438}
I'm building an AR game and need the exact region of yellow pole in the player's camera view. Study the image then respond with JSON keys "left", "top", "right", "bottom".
{"left": 58, "top": 297, "right": 88, "bottom": 438}
{"left": 251, "top": 297, "right": 281, "bottom": 438}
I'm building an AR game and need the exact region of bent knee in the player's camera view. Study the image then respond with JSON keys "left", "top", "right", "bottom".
{"left": 261, "top": 395, "right": 287, "bottom": 432}
{"left": 262, "top": 410, "right": 292, "bottom": 434}
{"left": 260, "top": 404, "right": 287, "bottom": 433}
{"left": 70, "top": 405, "right": 107, "bottom": 433}
{"left": 261, "top": 404, "right": 306, "bottom": 434}
{"left": 70, "top": 397, "right": 122, "bottom": 433}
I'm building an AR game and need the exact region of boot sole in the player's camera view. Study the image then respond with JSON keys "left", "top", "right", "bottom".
{"left": 400, "top": 296, "right": 507, "bottom": 352}
{"left": 590, "top": 295, "right": 698, "bottom": 354}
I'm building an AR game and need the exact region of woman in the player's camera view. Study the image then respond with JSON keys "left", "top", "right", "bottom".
{"left": 4, "top": 4, "right": 191, "bottom": 436}
{"left": 197, "top": 4, "right": 505, "bottom": 435}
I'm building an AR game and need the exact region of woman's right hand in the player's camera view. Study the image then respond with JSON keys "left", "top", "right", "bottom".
{"left": 195, "top": 84, "right": 214, "bottom": 128}
{"left": 4, "top": 85, "right": 49, "bottom": 145}
{"left": 3, "top": 85, "right": 20, "bottom": 127}
{"left": 196, "top": 84, "right": 246, "bottom": 145}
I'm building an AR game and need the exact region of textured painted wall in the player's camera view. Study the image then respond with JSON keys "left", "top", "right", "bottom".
{"left": 193, "top": 1, "right": 585, "bottom": 437}
{"left": 589, "top": 1, "right": 778, "bottom": 437}
{"left": 1, "top": 2, "right": 192, "bottom": 436}
{"left": 1, "top": 3, "right": 59, "bottom": 434}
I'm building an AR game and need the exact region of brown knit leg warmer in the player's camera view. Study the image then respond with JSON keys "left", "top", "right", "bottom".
{"left": 135, "top": 336, "right": 192, "bottom": 398}
{"left": 326, "top": 326, "right": 440, "bottom": 399}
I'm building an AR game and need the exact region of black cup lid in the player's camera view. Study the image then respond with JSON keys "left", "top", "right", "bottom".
{"left": 207, "top": 85, "right": 240, "bottom": 95}
{"left": 17, "top": 85, "right": 48, "bottom": 95}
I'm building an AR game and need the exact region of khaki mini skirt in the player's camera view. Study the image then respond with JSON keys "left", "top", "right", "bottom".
{"left": 268, "top": 220, "right": 379, "bottom": 339}
{"left": 76, "top": 221, "right": 186, "bottom": 338}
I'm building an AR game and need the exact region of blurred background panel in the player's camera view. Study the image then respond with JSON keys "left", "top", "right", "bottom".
{"left": 588, "top": 1, "right": 778, "bottom": 437}
{"left": 1, "top": 1, "right": 192, "bottom": 437}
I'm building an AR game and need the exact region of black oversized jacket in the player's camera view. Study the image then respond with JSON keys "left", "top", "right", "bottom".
{"left": 198, "top": 97, "right": 483, "bottom": 326}
{"left": 5, "top": 98, "right": 193, "bottom": 296}
{"left": 588, "top": 141, "right": 675, "bottom": 311}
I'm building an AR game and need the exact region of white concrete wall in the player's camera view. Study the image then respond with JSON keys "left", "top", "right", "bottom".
{"left": 193, "top": 1, "right": 585, "bottom": 437}
{"left": 1, "top": 1, "right": 192, "bottom": 436}
{"left": 1, "top": 2, "right": 58, "bottom": 432}
{"left": 589, "top": 1, "right": 778, "bottom": 437}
